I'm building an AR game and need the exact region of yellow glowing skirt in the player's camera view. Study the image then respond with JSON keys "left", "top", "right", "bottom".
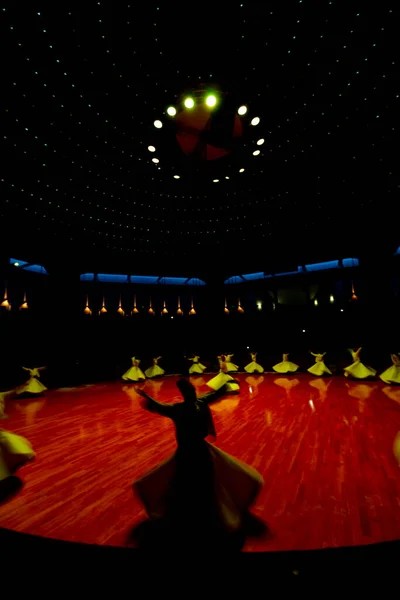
{"left": 189, "top": 363, "right": 206, "bottom": 375}
{"left": 225, "top": 362, "right": 239, "bottom": 372}
{"left": 122, "top": 367, "right": 146, "bottom": 381}
{"left": 344, "top": 361, "right": 376, "bottom": 379}
{"left": 0, "top": 430, "right": 35, "bottom": 482}
{"left": 145, "top": 365, "right": 165, "bottom": 379}
{"left": 207, "top": 372, "right": 239, "bottom": 392}
{"left": 273, "top": 361, "right": 299, "bottom": 374}
{"left": 380, "top": 366, "right": 400, "bottom": 385}
{"left": 244, "top": 362, "right": 264, "bottom": 374}
{"left": 308, "top": 362, "right": 332, "bottom": 376}
{"left": 17, "top": 378, "right": 47, "bottom": 395}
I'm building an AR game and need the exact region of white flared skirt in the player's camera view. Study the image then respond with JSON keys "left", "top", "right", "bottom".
{"left": 207, "top": 372, "right": 240, "bottom": 393}
{"left": 17, "top": 378, "right": 47, "bottom": 395}
{"left": 0, "top": 430, "right": 35, "bottom": 482}
{"left": 133, "top": 442, "right": 263, "bottom": 533}
{"left": 145, "top": 365, "right": 165, "bottom": 379}
{"left": 308, "top": 362, "right": 332, "bottom": 377}
{"left": 273, "top": 361, "right": 299, "bottom": 374}
{"left": 244, "top": 362, "right": 264, "bottom": 374}
{"left": 344, "top": 361, "right": 376, "bottom": 380}
{"left": 380, "top": 366, "right": 400, "bottom": 385}
{"left": 189, "top": 363, "right": 207, "bottom": 375}
{"left": 122, "top": 367, "right": 146, "bottom": 382}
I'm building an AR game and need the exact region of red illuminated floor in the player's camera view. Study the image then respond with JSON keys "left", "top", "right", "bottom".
{"left": 1, "top": 373, "right": 400, "bottom": 552}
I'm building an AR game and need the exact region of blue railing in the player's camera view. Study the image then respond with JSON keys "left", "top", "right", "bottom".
{"left": 224, "top": 258, "right": 360, "bottom": 284}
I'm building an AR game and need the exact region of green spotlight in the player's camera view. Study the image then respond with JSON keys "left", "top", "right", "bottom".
{"left": 206, "top": 95, "right": 217, "bottom": 108}
{"left": 184, "top": 97, "right": 195, "bottom": 109}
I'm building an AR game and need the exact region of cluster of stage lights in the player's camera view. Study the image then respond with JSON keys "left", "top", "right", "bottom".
{"left": 151, "top": 101, "right": 262, "bottom": 181}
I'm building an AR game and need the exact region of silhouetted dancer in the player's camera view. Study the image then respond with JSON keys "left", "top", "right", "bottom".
{"left": 133, "top": 379, "right": 263, "bottom": 549}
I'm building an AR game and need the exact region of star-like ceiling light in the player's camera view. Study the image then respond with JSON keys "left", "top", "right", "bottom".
{"left": 238, "top": 106, "right": 248, "bottom": 116}
{"left": 239, "top": 168, "right": 245, "bottom": 173}
{"left": 148, "top": 146, "right": 156, "bottom": 152}
{"left": 173, "top": 175, "right": 180, "bottom": 179}
{"left": 152, "top": 158, "right": 160, "bottom": 163}
{"left": 253, "top": 150, "right": 261, "bottom": 156}
{"left": 257, "top": 139, "right": 265, "bottom": 146}
{"left": 154, "top": 120, "right": 163, "bottom": 129}
{"left": 206, "top": 95, "right": 217, "bottom": 108}
{"left": 167, "top": 106, "right": 177, "bottom": 116}
{"left": 251, "top": 117, "right": 260, "bottom": 126}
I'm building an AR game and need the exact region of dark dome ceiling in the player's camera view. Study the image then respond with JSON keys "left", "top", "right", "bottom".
{"left": 1, "top": 2, "right": 399, "bottom": 278}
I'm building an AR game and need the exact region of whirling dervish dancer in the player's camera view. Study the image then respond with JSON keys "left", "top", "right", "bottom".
{"left": 122, "top": 357, "right": 146, "bottom": 383}
{"left": 0, "top": 427, "right": 35, "bottom": 488}
{"left": 225, "top": 354, "right": 239, "bottom": 373}
{"left": 145, "top": 357, "right": 165, "bottom": 379}
{"left": 133, "top": 380, "right": 263, "bottom": 545}
{"left": 187, "top": 355, "right": 207, "bottom": 376}
{"left": 344, "top": 348, "right": 377, "bottom": 380}
{"left": 380, "top": 353, "right": 400, "bottom": 385}
{"left": 307, "top": 352, "right": 332, "bottom": 377}
{"left": 273, "top": 353, "right": 299, "bottom": 374}
{"left": 244, "top": 352, "right": 264, "bottom": 374}
{"left": 16, "top": 366, "right": 47, "bottom": 397}
{"left": 207, "top": 356, "right": 240, "bottom": 394}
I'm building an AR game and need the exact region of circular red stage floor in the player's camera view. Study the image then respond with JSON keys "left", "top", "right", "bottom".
{"left": 1, "top": 374, "right": 400, "bottom": 551}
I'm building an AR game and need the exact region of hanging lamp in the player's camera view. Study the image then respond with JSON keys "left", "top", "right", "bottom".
{"left": 189, "top": 297, "right": 196, "bottom": 316}
{"left": 0, "top": 288, "right": 11, "bottom": 311}
{"left": 224, "top": 299, "right": 230, "bottom": 315}
{"left": 117, "top": 296, "right": 125, "bottom": 316}
{"left": 177, "top": 297, "right": 183, "bottom": 316}
{"left": 20, "top": 292, "right": 29, "bottom": 311}
{"left": 132, "top": 295, "right": 139, "bottom": 315}
{"left": 84, "top": 296, "right": 92, "bottom": 316}
{"left": 148, "top": 298, "right": 155, "bottom": 316}
{"left": 351, "top": 282, "right": 358, "bottom": 302}
{"left": 100, "top": 297, "right": 108, "bottom": 314}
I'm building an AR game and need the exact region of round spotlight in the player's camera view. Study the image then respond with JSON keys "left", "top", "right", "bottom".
{"left": 206, "top": 95, "right": 217, "bottom": 108}
{"left": 167, "top": 106, "right": 177, "bottom": 117}
{"left": 14, "top": 262, "right": 20, "bottom": 267}
{"left": 148, "top": 145, "right": 156, "bottom": 152}
{"left": 251, "top": 117, "right": 261, "bottom": 126}
{"left": 152, "top": 158, "right": 160, "bottom": 164}
{"left": 225, "top": 176, "right": 230, "bottom": 180}
{"left": 238, "top": 105, "right": 248, "bottom": 116}
{"left": 257, "top": 139, "right": 265, "bottom": 146}
{"left": 253, "top": 150, "right": 261, "bottom": 156}
{"left": 213, "top": 179, "right": 219, "bottom": 183}
{"left": 154, "top": 120, "right": 163, "bottom": 129}
{"left": 239, "top": 168, "right": 245, "bottom": 173}
{"left": 184, "top": 97, "right": 195, "bottom": 109}
{"left": 173, "top": 175, "right": 180, "bottom": 179}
